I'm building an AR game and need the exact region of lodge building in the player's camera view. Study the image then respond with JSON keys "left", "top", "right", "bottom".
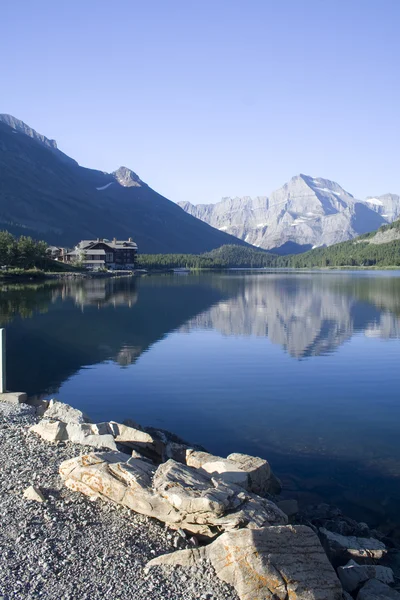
{"left": 63, "top": 238, "right": 138, "bottom": 270}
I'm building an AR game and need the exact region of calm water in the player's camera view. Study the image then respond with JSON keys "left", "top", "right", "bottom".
{"left": 2, "top": 271, "right": 400, "bottom": 533}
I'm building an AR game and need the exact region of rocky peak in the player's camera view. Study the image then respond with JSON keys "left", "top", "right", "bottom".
{"left": 113, "top": 166, "right": 145, "bottom": 188}
{"left": 0, "top": 114, "right": 58, "bottom": 149}
{"left": 0, "top": 113, "right": 78, "bottom": 167}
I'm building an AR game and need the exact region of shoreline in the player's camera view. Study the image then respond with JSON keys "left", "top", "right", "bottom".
{"left": 2, "top": 395, "right": 400, "bottom": 599}
{"left": 1, "top": 265, "right": 400, "bottom": 285}
{"left": 0, "top": 270, "right": 135, "bottom": 283}
{"left": 0, "top": 401, "right": 238, "bottom": 600}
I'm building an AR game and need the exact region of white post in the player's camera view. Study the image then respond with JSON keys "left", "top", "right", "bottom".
{"left": 0, "top": 329, "right": 6, "bottom": 393}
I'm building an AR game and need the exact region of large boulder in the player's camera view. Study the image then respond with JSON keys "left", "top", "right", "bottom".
{"left": 147, "top": 525, "right": 343, "bottom": 600}
{"left": 65, "top": 423, "right": 117, "bottom": 451}
{"left": 357, "top": 578, "right": 400, "bottom": 599}
{"left": 30, "top": 419, "right": 67, "bottom": 442}
{"left": 107, "top": 421, "right": 163, "bottom": 458}
{"left": 338, "top": 559, "right": 394, "bottom": 592}
{"left": 43, "top": 399, "right": 91, "bottom": 424}
{"left": 186, "top": 450, "right": 280, "bottom": 495}
{"left": 320, "top": 528, "right": 387, "bottom": 565}
{"left": 59, "top": 453, "right": 287, "bottom": 537}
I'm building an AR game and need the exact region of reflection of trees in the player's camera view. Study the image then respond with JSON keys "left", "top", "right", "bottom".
{"left": 2, "top": 272, "right": 400, "bottom": 397}
{"left": 0, "top": 277, "right": 141, "bottom": 326}
{"left": 4, "top": 274, "right": 235, "bottom": 396}
{"left": 0, "top": 282, "right": 56, "bottom": 325}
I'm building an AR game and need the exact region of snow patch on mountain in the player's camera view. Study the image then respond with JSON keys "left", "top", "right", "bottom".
{"left": 365, "top": 197, "right": 383, "bottom": 206}
{"left": 96, "top": 182, "right": 115, "bottom": 191}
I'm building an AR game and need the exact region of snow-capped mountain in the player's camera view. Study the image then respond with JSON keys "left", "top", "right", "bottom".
{"left": 179, "top": 174, "right": 400, "bottom": 253}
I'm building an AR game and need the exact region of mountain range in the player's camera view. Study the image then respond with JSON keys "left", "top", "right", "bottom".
{"left": 1, "top": 113, "right": 399, "bottom": 255}
{"left": 179, "top": 175, "right": 400, "bottom": 253}
{"left": 0, "top": 115, "right": 252, "bottom": 253}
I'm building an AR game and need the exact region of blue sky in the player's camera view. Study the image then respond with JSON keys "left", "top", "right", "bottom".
{"left": 2, "top": 0, "right": 400, "bottom": 204}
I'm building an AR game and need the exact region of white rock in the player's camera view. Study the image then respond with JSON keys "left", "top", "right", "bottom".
{"left": 227, "top": 452, "right": 273, "bottom": 495}
{"left": 44, "top": 399, "right": 90, "bottom": 424}
{"left": 30, "top": 420, "right": 67, "bottom": 442}
{"left": 23, "top": 485, "right": 45, "bottom": 503}
{"left": 59, "top": 454, "right": 287, "bottom": 538}
{"left": 186, "top": 451, "right": 252, "bottom": 490}
{"left": 65, "top": 423, "right": 117, "bottom": 450}
{"left": 186, "top": 450, "right": 279, "bottom": 495}
{"left": 338, "top": 559, "right": 395, "bottom": 592}
{"left": 147, "top": 525, "right": 343, "bottom": 600}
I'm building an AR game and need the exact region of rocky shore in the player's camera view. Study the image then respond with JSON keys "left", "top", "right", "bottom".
{"left": 1, "top": 396, "right": 400, "bottom": 599}
{"left": 0, "top": 402, "right": 237, "bottom": 599}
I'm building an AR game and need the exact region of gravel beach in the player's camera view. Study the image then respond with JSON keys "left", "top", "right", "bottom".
{"left": 0, "top": 402, "right": 238, "bottom": 600}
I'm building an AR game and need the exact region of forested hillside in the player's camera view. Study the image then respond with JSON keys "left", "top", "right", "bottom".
{"left": 279, "top": 220, "right": 400, "bottom": 267}
{"left": 139, "top": 221, "right": 400, "bottom": 269}
{"left": 138, "top": 245, "right": 276, "bottom": 269}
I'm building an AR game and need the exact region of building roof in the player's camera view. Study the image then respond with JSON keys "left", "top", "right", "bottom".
{"left": 78, "top": 239, "right": 138, "bottom": 250}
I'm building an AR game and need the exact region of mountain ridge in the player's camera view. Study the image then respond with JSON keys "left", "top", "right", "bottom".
{"left": 0, "top": 115, "right": 255, "bottom": 253}
{"left": 179, "top": 175, "right": 400, "bottom": 253}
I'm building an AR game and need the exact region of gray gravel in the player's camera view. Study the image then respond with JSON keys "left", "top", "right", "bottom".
{"left": 0, "top": 402, "right": 238, "bottom": 599}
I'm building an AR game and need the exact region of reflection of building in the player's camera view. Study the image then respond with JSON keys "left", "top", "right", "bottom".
{"left": 51, "top": 278, "right": 138, "bottom": 309}
{"left": 63, "top": 238, "right": 138, "bottom": 270}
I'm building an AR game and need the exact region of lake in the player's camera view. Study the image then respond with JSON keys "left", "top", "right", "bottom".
{"left": 2, "top": 271, "right": 400, "bottom": 535}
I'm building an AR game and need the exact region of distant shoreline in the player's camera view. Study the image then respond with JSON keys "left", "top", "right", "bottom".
{"left": 0, "top": 270, "right": 134, "bottom": 283}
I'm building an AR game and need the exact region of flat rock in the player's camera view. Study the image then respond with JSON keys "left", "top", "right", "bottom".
{"left": 65, "top": 423, "right": 117, "bottom": 450}
{"left": 357, "top": 578, "right": 400, "bottom": 599}
{"left": 338, "top": 559, "right": 394, "bottom": 592}
{"left": 185, "top": 451, "right": 249, "bottom": 489}
{"left": 0, "top": 392, "right": 27, "bottom": 404}
{"left": 44, "top": 399, "right": 91, "bottom": 424}
{"left": 227, "top": 452, "right": 273, "bottom": 495}
{"left": 108, "top": 421, "right": 162, "bottom": 456}
{"left": 320, "top": 528, "right": 387, "bottom": 565}
{"left": 186, "top": 450, "right": 280, "bottom": 495}
{"left": 30, "top": 419, "right": 67, "bottom": 442}
{"left": 23, "top": 485, "right": 45, "bottom": 503}
{"left": 147, "top": 525, "right": 343, "bottom": 600}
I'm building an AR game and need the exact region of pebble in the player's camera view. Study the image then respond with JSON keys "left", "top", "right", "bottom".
{"left": 0, "top": 402, "right": 238, "bottom": 600}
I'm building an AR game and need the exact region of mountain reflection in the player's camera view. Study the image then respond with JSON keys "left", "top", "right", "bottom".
{"left": 3, "top": 274, "right": 233, "bottom": 395}
{"left": 182, "top": 274, "right": 400, "bottom": 358}
{"left": 1, "top": 272, "right": 400, "bottom": 396}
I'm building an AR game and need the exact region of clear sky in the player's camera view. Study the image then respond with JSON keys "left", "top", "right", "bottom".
{"left": 2, "top": 0, "right": 400, "bottom": 204}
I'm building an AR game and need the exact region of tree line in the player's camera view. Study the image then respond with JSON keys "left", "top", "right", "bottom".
{"left": 0, "top": 231, "right": 49, "bottom": 269}
{"left": 138, "top": 236, "right": 400, "bottom": 270}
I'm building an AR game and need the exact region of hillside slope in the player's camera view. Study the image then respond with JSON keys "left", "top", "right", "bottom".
{"left": 179, "top": 175, "right": 400, "bottom": 253}
{"left": 279, "top": 220, "right": 400, "bottom": 267}
{"left": 0, "top": 116, "right": 253, "bottom": 253}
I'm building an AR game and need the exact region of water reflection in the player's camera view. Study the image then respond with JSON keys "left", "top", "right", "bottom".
{"left": 52, "top": 278, "right": 138, "bottom": 309}
{"left": 1, "top": 273, "right": 400, "bottom": 391}
{"left": 2, "top": 272, "right": 400, "bottom": 532}
{"left": 184, "top": 274, "right": 400, "bottom": 357}
{"left": 2, "top": 275, "right": 232, "bottom": 395}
